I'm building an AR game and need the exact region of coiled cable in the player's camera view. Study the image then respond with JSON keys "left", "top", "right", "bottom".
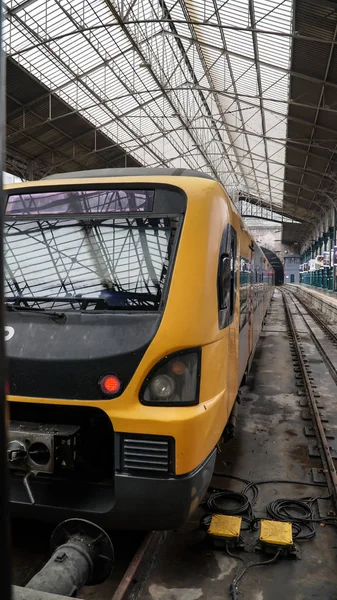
{"left": 213, "top": 472, "right": 259, "bottom": 506}
{"left": 201, "top": 474, "right": 333, "bottom": 536}
{"left": 207, "top": 490, "right": 251, "bottom": 515}
{"left": 266, "top": 497, "right": 327, "bottom": 540}
{"left": 200, "top": 489, "right": 253, "bottom": 531}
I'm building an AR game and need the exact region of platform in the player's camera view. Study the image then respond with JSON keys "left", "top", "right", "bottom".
{"left": 296, "top": 283, "right": 337, "bottom": 302}
{"left": 287, "top": 283, "right": 337, "bottom": 324}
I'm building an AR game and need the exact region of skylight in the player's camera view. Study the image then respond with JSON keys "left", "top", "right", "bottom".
{"left": 4, "top": 0, "right": 293, "bottom": 211}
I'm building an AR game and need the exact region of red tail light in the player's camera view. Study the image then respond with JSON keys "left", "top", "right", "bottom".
{"left": 99, "top": 374, "right": 121, "bottom": 397}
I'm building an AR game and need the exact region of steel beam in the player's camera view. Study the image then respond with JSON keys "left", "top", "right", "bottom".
{"left": 293, "top": 21, "right": 337, "bottom": 214}
{"left": 171, "top": 0, "right": 246, "bottom": 188}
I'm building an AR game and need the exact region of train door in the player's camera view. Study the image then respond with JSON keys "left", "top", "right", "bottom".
{"left": 238, "top": 254, "right": 250, "bottom": 383}
{"left": 248, "top": 245, "right": 254, "bottom": 358}
{"left": 218, "top": 224, "right": 238, "bottom": 415}
{"left": 227, "top": 227, "right": 238, "bottom": 411}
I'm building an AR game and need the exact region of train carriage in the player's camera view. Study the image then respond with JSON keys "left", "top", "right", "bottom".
{"left": 4, "top": 168, "right": 274, "bottom": 530}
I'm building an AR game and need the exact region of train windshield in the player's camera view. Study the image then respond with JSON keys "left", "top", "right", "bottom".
{"left": 4, "top": 215, "right": 179, "bottom": 311}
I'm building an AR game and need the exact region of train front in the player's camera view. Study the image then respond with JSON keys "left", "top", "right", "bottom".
{"left": 4, "top": 175, "right": 216, "bottom": 530}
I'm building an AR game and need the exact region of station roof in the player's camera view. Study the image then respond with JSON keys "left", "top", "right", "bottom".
{"left": 4, "top": 0, "right": 337, "bottom": 236}
{"left": 6, "top": 57, "right": 141, "bottom": 180}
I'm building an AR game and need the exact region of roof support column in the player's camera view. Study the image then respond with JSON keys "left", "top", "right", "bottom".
{"left": 27, "top": 160, "right": 35, "bottom": 181}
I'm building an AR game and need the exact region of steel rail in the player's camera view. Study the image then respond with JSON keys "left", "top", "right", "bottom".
{"left": 286, "top": 291, "right": 337, "bottom": 388}
{"left": 111, "top": 531, "right": 164, "bottom": 600}
{"left": 292, "top": 290, "right": 337, "bottom": 345}
{"left": 281, "top": 289, "right": 337, "bottom": 511}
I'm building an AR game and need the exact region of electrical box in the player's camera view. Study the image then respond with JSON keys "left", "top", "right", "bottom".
{"left": 257, "top": 520, "right": 298, "bottom": 558}
{"left": 260, "top": 520, "right": 293, "bottom": 546}
{"left": 207, "top": 514, "right": 243, "bottom": 548}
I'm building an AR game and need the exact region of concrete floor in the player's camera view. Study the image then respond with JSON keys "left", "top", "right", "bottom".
{"left": 137, "top": 289, "right": 337, "bottom": 600}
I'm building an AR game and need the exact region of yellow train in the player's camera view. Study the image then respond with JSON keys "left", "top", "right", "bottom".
{"left": 4, "top": 168, "right": 274, "bottom": 529}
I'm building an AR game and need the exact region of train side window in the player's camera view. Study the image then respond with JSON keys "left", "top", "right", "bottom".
{"left": 217, "top": 225, "right": 237, "bottom": 329}
{"left": 218, "top": 255, "right": 231, "bottom": 310}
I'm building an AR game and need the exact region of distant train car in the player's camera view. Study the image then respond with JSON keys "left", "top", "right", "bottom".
{"left": 4, "top": 168, "right": 274, "bottom": 530}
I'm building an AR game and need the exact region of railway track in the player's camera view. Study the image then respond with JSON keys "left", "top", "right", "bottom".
{"left": 281, "top": 287, "right": 337, "bottom": 512}
{"left": 294, "top": 294, "right": 337, "bottom": 345}
{"left": 288, "top": 290, "right": 337, "bottom": 388}
{"left": 110, "top": 531, "right": 164, "bottom": 600}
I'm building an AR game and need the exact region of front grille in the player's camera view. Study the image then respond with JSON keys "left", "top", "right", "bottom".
{"left": 121, "top": 435, "right": 173, "bottom": 474}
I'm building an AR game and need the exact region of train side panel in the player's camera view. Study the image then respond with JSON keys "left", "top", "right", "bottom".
{"left": 236, "top": 219, "right": 274, "bottom": 386}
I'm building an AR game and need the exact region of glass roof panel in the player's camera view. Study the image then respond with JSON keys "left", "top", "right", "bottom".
{"left": 4, "top": 0, "right": 293, "bottom": 212}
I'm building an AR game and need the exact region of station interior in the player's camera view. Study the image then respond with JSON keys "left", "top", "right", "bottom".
{"left": 3, "top": 1, "right": 337, "bottom": 599}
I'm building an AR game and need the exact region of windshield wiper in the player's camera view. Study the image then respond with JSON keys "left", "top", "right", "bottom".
{"left": 5, "top": 302, "right": 67, "bottom": 324}
{"left": 5, "top": 294, "right": 159, "bottom": 311}
{"left": 5, "top": 295, "right": 110, "bottom": 311}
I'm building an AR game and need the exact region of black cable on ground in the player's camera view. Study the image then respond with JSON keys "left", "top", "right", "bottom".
{"left": 207, "top": 490, "right": 251, "bottom": 515}
{"left": 266, "top": 498, "right": 316, "bottom": 540}
{"left": 241, "top": 478, "right": 327, "bottom": 500}
{"left": 266, "top": 498, "right": 313, "bottom": 522}
{"left": 202, "top": 474, "right": 332, "bottom": 535}
{"left": 265, "top": 496, "right": 337, "bottom": 539}
{"left": 212, "top": 472, "right": 326, "bottom": 508}
{"left": 213, "top": 473, "right": 259, "bottom": 506}
{"left": 226, "top": 544, "right": 281, "bottom": 600}
{"left": 200, "top": 489, "right": 253, "bottom": 531}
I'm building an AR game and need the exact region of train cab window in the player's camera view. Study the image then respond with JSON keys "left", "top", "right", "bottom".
{"left": 4, "top": 189, "right": 182, "bottom": 313}
{"left": 218, "top": 225, "right": 237, "bottom": 329}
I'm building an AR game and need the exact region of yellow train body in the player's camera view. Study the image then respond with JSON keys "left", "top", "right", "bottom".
{"left": 5, "top": 170, "right": 274, "bottom": 529}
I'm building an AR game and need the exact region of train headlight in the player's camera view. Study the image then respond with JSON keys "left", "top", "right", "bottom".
{"left": 150, "top": 375, "right": 175, "bottom": 399}
{"left": 140, "top": 349, "right": 201, "bottom": 406}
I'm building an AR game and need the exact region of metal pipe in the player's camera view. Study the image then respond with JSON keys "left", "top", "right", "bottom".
{"left": 26, "top": 519, "right": 114, "bottom": 598}
{"left": 26, "top": 543, "right": 92, "bottom": 597}
{"left": 13, "top": 586, "right": 84, "bottom": 600}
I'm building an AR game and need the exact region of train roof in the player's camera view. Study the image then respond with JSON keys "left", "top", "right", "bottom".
{"left": 43, "top": 168, "right": 215, "bottom": 181}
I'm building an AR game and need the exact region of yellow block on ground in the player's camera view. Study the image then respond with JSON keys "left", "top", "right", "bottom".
{"left": 260, "top": 520, "right": 293, "bottom": 546}
{"left": 208, "top": 514, "right": 242, "bottom": 538}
